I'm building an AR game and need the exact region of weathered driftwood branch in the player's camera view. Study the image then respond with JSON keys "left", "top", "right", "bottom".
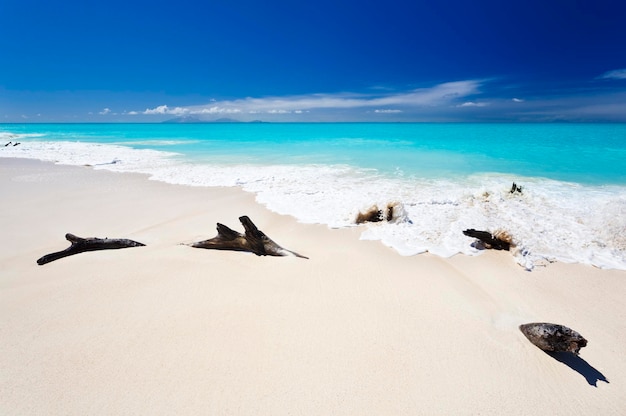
{"left": 37, "top": 233, "right": 145, "bottom": 265}
{"left": 356, "top": 206, "right": 390, "bottom": 224}
{"left": 519, "top": 323, "right": 587, "bottom": 355}
{"left": 355, "top": 203, "right": 397, "bottom": 224}
{"left": 190, "top": 216, "right": 308, "bottom": 259}
{"left": 510, "top": 182, "right": 523, "bottom": 194}
{"left": 463, "top": 229, "right": 511, "bottom": 251}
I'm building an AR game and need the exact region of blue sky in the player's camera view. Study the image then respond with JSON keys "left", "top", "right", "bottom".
{"left": 1, "top": 0, "right": 625, "bottom": 122}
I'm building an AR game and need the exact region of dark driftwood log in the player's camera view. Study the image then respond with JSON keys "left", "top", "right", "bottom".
{"left": 355, "top": 204, "right": 394, "bottom": 224}
{"left": 510, "top": 182, "right": 523, "bottom": 194}
{"left": 463, "top": 229, "right": 511, "bottom": 251}
{"left": 190, "top": 216, "right": 308, "bottom": 259}
{"left": 520, "top": 323, "right": 588, "bottom": 355}
{"left": 37, "top": 233, "right": 145, "bottom": 265}
{"left": 356, "top": 207, "right": 384, "bottom": 224}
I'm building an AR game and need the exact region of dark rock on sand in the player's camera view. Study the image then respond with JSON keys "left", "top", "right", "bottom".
{"left": 519, "top": 322, "right": 588, "bottom": 354}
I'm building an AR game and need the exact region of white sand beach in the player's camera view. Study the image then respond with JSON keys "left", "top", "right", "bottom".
{"left": 1, "top": 158, "right": 625, "bottom": 415}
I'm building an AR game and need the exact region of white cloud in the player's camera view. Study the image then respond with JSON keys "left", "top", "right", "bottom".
{"left": 138, "top": 105, "right": 243, "bottom": 115}
{"left": 134, "top": 80, "right": 482, "bottom": 118}
{"left": 99, "top": 108, "right": 111, "bottom": 115}
{"left": 142, "top": 105, "right": 169, "bottom": 114}
{"left": 374, "top": 109, "right": 403, "bottom": 113}
{"left": 512, "top": 98, "right": 524, "bottom": 103}
{"left": 142, "top": 105, "right": 188, "bottom": 115}
{"left": 196, "top": 106, "right": 242, "bottom": 114}
{"left": 599, "top": 68, "right": 626, "bottom": 80}
{"left": 457, "top": 101, "right": 487, "bottom": 107}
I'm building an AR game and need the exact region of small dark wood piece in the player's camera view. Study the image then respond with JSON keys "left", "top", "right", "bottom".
{"left": 190, "top": 216, "right": 308, "bottom": 259}
{"left": 355, "top": 204, "right": 394, "bottom": 224}
{"left": 510, "top": 182, "right": 523, "bottom": 194}
{"left": 356, "top": 207, "right": 384, "bottom": 224}
{"left": 37, "top": 233, "right": 145, "bottom": 265}
{"left": 463, "top": 229, "right": 511, "bottom": 251}
{"left": 520, "top": 323, "right": 587, "bottom": 354}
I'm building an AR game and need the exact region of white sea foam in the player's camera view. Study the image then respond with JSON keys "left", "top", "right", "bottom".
{"left": 2, "top": 140, "right": 625, "bottom": 271}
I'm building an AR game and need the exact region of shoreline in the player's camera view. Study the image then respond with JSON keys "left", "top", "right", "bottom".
{"left": 2, "top": 138, "right": 626, "bottom": 271}
{"left": 1, "top": 158, "right": 625, "bottom": 415}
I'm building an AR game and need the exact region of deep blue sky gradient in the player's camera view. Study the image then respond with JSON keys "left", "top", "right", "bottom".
{"left": 1, "top": 0, "right": 625, "bottom": 121}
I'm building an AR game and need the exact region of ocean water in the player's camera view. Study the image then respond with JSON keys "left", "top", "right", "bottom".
{"left": 2, "top": 123, "right": 625, "bottom": 270}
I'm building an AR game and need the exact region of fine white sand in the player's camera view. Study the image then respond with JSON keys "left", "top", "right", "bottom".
{"left": 1, "top": 158, "right": 625, "bottom": 415}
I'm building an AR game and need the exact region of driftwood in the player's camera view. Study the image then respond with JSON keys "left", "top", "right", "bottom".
{"left": 37, "top": 233, "right": 145, "bottom": 265}
{"left": 519, "top": 323, "right": 587, "bottom": 355}
{"left": 355, "top": 203, "right": 395, "bottom": 224}
{"left": 510, "top": 182, "right": 523, "bottom": 194}
{"left": 463, "top": 229, "right": 511, "bottom": 251}
{"left": 190, "top": 216, "right": 308, "bottom": 259}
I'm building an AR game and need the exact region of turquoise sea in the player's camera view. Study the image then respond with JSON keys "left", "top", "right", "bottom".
{"left": 2, "top": 123, "right": 625, "bottom": 270}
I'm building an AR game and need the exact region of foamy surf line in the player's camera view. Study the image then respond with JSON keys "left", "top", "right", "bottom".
{"left": 2, "top": 139, "right": 625, "bottom": 271}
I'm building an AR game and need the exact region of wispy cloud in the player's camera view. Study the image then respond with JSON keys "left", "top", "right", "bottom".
{"left": 142, "top": 105, "right": 188, "bottom": 115}
{"left": 99, "top": 108, "right": 111, "bottom": 115}
{"left": 457, "top": 101, "right": 488, "bottom": 107}
{"left": 135, "top": 80, "right": 482, "bottom": 118}
{"left": 598, "top": 68, "right": 626, "bottom": 80}
{"left": 121, "top": 77, "right": 626, "bottom": 122}
{"left": 140, "top": 104, "right": 242, "bottom": 116}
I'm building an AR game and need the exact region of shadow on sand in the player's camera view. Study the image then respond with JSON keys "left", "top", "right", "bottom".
{"left": 546, "top": 351, "right": 609, "bottom": 387}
